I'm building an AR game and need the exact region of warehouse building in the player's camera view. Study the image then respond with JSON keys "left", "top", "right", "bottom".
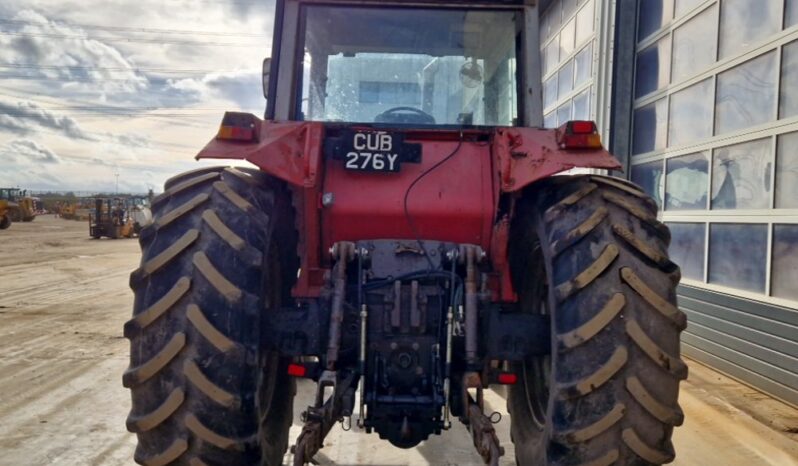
{"left": 538, "top": 0, "right": 798, "bottom": 406}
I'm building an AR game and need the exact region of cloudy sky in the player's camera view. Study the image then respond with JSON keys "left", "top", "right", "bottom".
{"left": 0, "top": 0, "right": 275, "bottom": 193}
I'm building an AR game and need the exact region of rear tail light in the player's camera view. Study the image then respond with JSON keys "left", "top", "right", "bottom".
{"left": 496, "top": 372, "right": 518, "bottom": 385}
{"left": 287, "top": 363, "right": 308, "bottom": 378}
{"left": 556, "top": 120, "right": 602, "bottom": 150}
{"left": 216, "top": 112, "right": 259, "bottom": 142}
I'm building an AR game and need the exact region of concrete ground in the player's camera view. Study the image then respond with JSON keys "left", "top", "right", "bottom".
{"left": 0, "top": 216, "right": 797, "bottom": 466}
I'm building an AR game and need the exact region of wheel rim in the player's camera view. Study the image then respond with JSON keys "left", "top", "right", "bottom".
{"left": 521, "top": 303, "right": 551, "bottom": 429}
{"left": 518, "top": 242, "right": 552, "bottom": 430}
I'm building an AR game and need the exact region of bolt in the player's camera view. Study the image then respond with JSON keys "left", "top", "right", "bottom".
{"left": 322, "top": 192, "right": 335, "bottom": 207}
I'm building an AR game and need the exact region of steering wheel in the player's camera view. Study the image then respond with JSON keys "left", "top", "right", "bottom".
{"left": 375, "top": 107, "right": 436, "bottom": 125}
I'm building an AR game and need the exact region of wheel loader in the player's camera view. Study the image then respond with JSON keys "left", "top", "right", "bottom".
{"left": 0, "top": 199, "right": 10, "bottom": 230}
{"left": 124, "top": 1, "right": 686, "bottom": 465}
{"left": 0, "top": 188, "right": 36, "bottom": 223}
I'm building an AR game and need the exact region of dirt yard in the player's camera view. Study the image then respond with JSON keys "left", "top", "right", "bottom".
{"left": 1, "top": 216, "right": 797, "bottom": 465}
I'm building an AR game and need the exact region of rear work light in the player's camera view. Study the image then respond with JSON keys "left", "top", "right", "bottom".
{"left": 556, "top": 120, "right": 602, "bottom": 150}
{"left": 216, "top": 111, "right": 259, "bottom": 142}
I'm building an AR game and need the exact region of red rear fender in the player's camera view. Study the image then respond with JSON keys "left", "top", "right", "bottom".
{"left": 196, "top": 118, "right": 325, "bottom": 189}
{"left": 493, "top": 127, "right": 622, "bottom": 193}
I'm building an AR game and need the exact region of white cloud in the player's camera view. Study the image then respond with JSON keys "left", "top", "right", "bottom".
{"left": 169, "top": 70, "right": 263, "bottom": 113}
{"left": 0, "top": 100, "right": 94, "bottom": 140}
{"left": 0, "top": 1, "right": 274, "bottom": 192}
{"left": 0, "top": 138, "right": 60, "bottom": 164}
{"left": 0, "top": 10, "right": 148, "bottom": 94}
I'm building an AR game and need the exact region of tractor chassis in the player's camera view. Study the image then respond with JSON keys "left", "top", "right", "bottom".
{"left": 273, "top": 241, "right": 550, "bottom": 465}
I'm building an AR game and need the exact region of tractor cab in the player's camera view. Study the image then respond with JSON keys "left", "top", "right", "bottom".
{"left": 265, "top": 0, "right": 540, "bottom": 128}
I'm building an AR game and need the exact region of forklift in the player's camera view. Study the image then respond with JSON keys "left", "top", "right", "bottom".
{"left": 89, "top": 198, "right": 133, "bottom": 239}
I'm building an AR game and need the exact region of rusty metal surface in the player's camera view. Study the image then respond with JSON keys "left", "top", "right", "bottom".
{"left": 492, "top": 127, "right": 622, "bottom": 193}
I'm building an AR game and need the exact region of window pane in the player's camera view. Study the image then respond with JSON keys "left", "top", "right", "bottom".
{"left": 631, "top": 160, "right": 664, "bottom": 208}
{"left": 772, "top": 224, "right": 798, "bottom": 300}
{"left": 709, "top": 223, "right": 768, "bottom": 292}
{"left": 639, "top": 0, "right": 675, "bottom": 41}
{"left": 667, "top": 222, "right": 705, "bottom": 280}
{"left": 668, "top": 78, "right": 713, "bottom": 147}
{"left": 635, "top": 35, "right": 672, "bottom": 98}
{"left": 544, "top": 111, "right": 557, "bottom": 128}
{"left": 715, "top": 52, "right": 777, "bottom": 135}
{"left": 780, "top": 40, "right": 798, "bottom": 118}
{"left": 544, "top": 75, "right": 558, "bottom": 109}
{"left": 557, "top": 102, "right": 571, "bottom": 125}
{"left": 302, "top": 8, "right": 520, "bottom": 125}
{"left": 633, "top": 98, "right": 668, "bottom": 155}
{"left": 787, "top": 0, "right": 798, "bottom": 29}
{"left": 575, "top": 0, "right": 595, "bottom": 46}
{"left": 776, "top": 132, "right": 798, "bottom": 208}
{"left": 540, "top": 12, "right": 551, "bottom": 42}
{"left": 558, "top": 60, "right": 574, "bottom": 98}
{"left": 672, "top": 5, "right": 717, "bottom": 83}
{"left": 711, "top": 138, "right": 772, "bottom": 209}
{"left": 574, "top": 43, "right": 593, "bottom": 87}
{"left": 544, "top": 35, "right": 560, "bottom": 76}
{"left": 544, "top": 2, "right": 562, "bottom": 39}
{"left": 719, "top": 0, "right": 780, "bottom": 59}
{"left": 561, "top": 18, "right": 576, "bottom": 58}
{"left": 563, "top": 0, "right": 578, "bottom": 20}
{"left": 572, "top": 88, "right": 590, "bottom": 120}
{"left": 675, "top": 0, "right": 705, "bottom": 17}
{"left": 666, "top": 152, "right": 709, "bottom": 210}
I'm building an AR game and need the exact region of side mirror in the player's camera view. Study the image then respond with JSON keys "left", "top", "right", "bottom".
{"left": 262, "top": 57, "right": 272, "bottom": 99}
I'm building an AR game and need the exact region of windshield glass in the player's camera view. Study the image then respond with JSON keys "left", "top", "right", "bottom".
{"left": 298, "top": 6, "right": 520, "bottom": 127}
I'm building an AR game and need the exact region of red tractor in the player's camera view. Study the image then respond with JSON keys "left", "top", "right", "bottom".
{"left": 124, "top": 1, "right": 686, "bottom": 465}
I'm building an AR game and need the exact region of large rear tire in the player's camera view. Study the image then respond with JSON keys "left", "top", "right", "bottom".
{"left": 508, "top": 175, "right": 685, "bottom": 466}
{"left": 124, "top": 166, "right": 297, "bottom": 465}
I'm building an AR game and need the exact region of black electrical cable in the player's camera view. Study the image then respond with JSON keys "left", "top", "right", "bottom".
{"left": 402, "top": 133, "right": 465, "bottom": 271}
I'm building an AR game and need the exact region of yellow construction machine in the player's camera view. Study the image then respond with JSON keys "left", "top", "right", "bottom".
{"left": 89, "top": 198, "right": 135, "bottom": 239}
{"left": 0, "top": 188, "right": 36, "bottom": 223}
{"left": 0, "top": 198, "right": 10, "bottom": 230}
